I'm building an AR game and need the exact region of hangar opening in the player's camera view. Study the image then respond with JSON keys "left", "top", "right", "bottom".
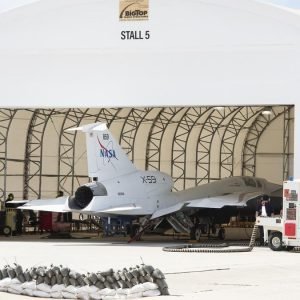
{"left": 0, "top": 106, "right": 294, "bottom": 200}
{"left": 0, "top": 105, "right": 294, "bottom": 239}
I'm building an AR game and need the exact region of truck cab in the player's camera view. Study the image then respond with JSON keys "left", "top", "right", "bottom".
{"left": 256, "top": 179, "right": 300, "bottom": 251}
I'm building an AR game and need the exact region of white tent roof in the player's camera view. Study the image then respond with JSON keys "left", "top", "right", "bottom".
{"left": 0, "top": 0, "right": 299, "bottom": 107}
{"left": 0, "top": 0, "right": 300, "bottom": 178}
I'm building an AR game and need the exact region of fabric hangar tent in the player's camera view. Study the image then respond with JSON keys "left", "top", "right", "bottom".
{"left": 0, "top": 0, "right": 299, "bottom": 177}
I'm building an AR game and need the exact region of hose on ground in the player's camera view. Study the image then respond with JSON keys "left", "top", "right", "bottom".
{"left": 163, "top": 225, "right": 258, "bottom": 253}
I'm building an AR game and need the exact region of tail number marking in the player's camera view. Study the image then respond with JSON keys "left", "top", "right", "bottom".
{"left": 141, "top": 176, "right": 157, "bottom": 184}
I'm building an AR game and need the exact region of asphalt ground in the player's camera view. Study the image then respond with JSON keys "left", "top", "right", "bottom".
{"left": 0, "top": 233, "right": 300, "bottom": 300}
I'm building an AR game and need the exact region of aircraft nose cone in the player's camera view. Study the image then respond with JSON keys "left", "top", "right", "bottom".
{"left": 265, "top": 181, "right": 282, "bottom": 196}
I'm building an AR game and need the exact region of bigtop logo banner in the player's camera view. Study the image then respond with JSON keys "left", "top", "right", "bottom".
{"left": 119, "top": 0, "right": 149, "bottom": 21}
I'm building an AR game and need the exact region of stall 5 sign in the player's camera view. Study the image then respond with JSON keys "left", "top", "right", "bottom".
{"left": 121, "top": 30, "right": 150, "bottom": 40}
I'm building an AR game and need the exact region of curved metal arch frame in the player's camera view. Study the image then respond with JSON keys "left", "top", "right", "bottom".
{"left": 145, "top": 107, "right": 185, "bottom": 171}
{"left": 218, "top": 106, "right": 261, "bottom": 178}
{"left": 242, "top": 106, "right": 288, "bottom": 178}
{"left": 283, "top": 106, "right": 293, "bottom": 181}
{"left": 93, "top": 108, "right": 122, "bottom": 126}
{"left": 195, "top": 107, "right": 237, "bottom": 185}
{"left": 0, "top": 109, "right": 17, "bottom": 202}
{"left": 57, "top": 108, "right": 89, "bottom": 196}
{"left": 171, "top": 107, "right": 211, "bottom": 191}
{"left": 145, "top": 107, "right": 164, "bottom": 170}
{"left": 23, "top": 109, "right": 55, "bottom": 199}
{"left": 119, "top": 107, "right": 153, "bottom": 164}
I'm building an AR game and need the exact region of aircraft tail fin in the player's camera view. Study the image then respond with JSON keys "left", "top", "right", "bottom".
{"left": 68, "top": 123, "right": 136, "bottom": 181}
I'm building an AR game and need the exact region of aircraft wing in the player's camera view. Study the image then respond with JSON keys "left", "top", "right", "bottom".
{"left": 151, "top": 191, "right": 263, "bottom": 219}
{"left": 18, "top": 195, "right": 144, "bottom": 216}
{"left": 186, "top": 191, "right": 263, "bottom": 209}
{"left": 150, "top": 202, "right": 185, "bottom": 220}
{"left": 6, "top": 200, "right": 30, "bottom": 204}
{"left": 18, "top": 197, "right": 69, "bottom": 212}
{"left": 91, "top": 205, "right": 142, "bottom": 214}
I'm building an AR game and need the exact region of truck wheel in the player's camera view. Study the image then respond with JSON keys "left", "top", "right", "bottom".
{"left": 269, "top": 232, "right": 283, "bottom": 251}
{"left": 3, "top": 226, "right": 12, "bottom": 237}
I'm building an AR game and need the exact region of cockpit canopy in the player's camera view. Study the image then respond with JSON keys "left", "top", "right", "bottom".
{"left": 242, "top": 177, "right": 263, "bottom": 188}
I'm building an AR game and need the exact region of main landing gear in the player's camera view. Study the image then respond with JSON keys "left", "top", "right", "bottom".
{"left": 189, "top": 224, "right": 225, "bottom": 241}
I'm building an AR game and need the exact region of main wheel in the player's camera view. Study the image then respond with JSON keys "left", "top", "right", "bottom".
{"left": 3, "top": 226, "right": 12, "bottom": 237}
{"left": 218, "top": 228, "right": 225, "bottom": 240}
{"left": 269, "top": 232, "right": 283, "bottom": 251}
{"left": 189, "top": 227, "right": 196, "bottom": 240}
{"left": 195, "top": 227, "right": 202, "bottom": 241}
{"left": 130, "top": 224, "right": 141, "bottom": 240}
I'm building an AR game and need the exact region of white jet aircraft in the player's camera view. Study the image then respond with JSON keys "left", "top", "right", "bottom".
{"left": 19, "top": 122, "right": 281, "bottom": 240}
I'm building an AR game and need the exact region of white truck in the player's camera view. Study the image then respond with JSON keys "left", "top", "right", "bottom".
{"left": 256, "top": 179, "right": 300, "bottom": 251}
